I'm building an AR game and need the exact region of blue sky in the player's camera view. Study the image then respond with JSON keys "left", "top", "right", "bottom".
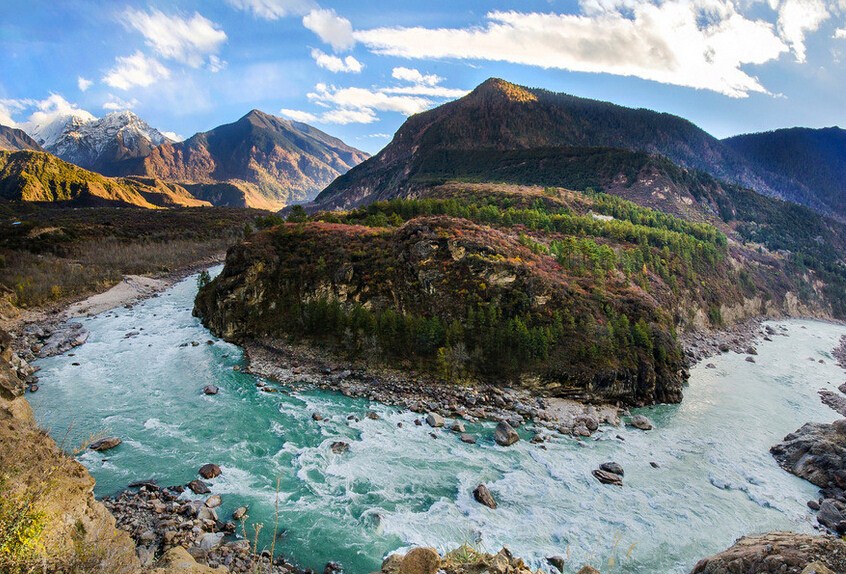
{"left": 1, "top": 0, "right": 846, "bottom": 154}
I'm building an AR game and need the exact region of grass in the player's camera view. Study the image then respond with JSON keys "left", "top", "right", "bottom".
{"left": 0, "top": 203, "right": 269, "bottom": 308}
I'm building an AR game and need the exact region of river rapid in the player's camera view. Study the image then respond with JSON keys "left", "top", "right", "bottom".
{"left": 29, "top": 269, "right": 846, "bottom": 574}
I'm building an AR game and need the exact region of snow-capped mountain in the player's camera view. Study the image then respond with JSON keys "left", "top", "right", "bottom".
{"left": 25, "top": 110, "right": 97, "bottom": 149}
{"left": 23, "top": 111, "right": 173, "bottom": 176}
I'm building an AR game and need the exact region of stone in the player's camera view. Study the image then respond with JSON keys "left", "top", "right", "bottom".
{"left": 425, "top": 413, "right": 444, "bottom": 428}
{"left": 546, "top": 556, "right": 565, "bottom": 573}
{"left": 745, "top": 356, "right": 756, "bottom": 363}
{"left": 232, "top": 506, "right": 248, "bottom": 520}
{"left": 331, "top": 441, "right": 350, "bottom": 454}
{"left": 599, "top": 462, "right": 624, "bottom": 477}
{"left": 473, "top": 484, "right": 497, "bottom": 509}
{"left": 187, "top": 480, "right": 211, "bottom": 495}
{"left": 690, "top": 532, "right": 846, "bottom": 574}
{"left": 817, "top": 499, "right": 846, "bottom": 532}
{"left": 198, "top": 464, "right": 221, "bottom": 479}
{"left": 399, "top": 547, "right": 441, "bottom": 574}
{"left": 450, "top": 421, "right": 466, "bottom": 433}
{"left": 312, "top": 412, "right": 324, "bottom": 421}
{"left": 576, "top": 567, "right": 601, "bottom": 574}
{"left": 592, "top": 469, "right": 623, "bottom": 486}
{"left": 628, "top": 415, "right": 654, "bottom": 431}
{"left": 459, "top": 434, "right": 476, "bottom": 444}
{"left": 706, "top": 363, "right": 717, "bottom": 369}
{"left": 197, "top": 506, "right": 218, "bottom": 522}
{"left": 746, "top": 347, "right": 758, "bottom": 355}
{"left": 366, "top": 411, "right": 381, "bottom": 420}
{"left": 89, "top": 436, "right": 122, "bottom": 451}
{"left": 205, "top": 495, "right": 222, "bottom": 508}
{"left": 834, "top": 419, "right": 846, "bottom": 435}
{"left": 802, "top": 562, "right": 836, "bottom": 574}
{"left": 382, "top": 553, "right": 404, "bottom": 574}
{"left": 199, "top": 532, "right": 224, "bottom": 551}
{"left": 203, "top": 385, "right": 219, "bottom": 395}
{"left": 574, "top": 414, "right": 599, "bottom": 432}
{"left": 494, "top": 421, "right": 519, "bottom": 446}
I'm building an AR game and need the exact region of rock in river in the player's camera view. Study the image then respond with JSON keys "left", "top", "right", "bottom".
{"left": 592, "top": 469, "right": 623, "bottom": 486}
{"left": 187, "top": 480, "right": 211, "bottom": 495}
{"left": 203, "top": 384, "right": 219, "bottom": 395}
{"left": 89, "top": 436, "right": 122, "bottom": 451}
{"left": 473, "top": 484, "right": 497, "bottom": 509}
{"left": 770, "top": 421, "right": 846, "bottom": 488}
{"left": 198, "top": 463, "right": 221, "bottom": 479}
{"left": 425, "top": 413, "right": 444, "bottom": 428}
{"left": 494, "top": 421, "right": 519, "bottom": 446}
{"left": 331, "top": 441, "right": 350, "bottom": 454}
{"left": 628, "top": 415, "right": 654, "bottom": 431}
{"left": 600, "top": 462, "right": 624, "bottom": 477}
{"left": 399, "top": 547, "right": 441, "bottom": 574}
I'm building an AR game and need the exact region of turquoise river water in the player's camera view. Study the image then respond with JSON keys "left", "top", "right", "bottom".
{"left": 29, "top": 269, "right": 846, "bottom": 574}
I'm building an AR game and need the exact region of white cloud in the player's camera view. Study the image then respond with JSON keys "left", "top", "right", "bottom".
{"left": 355, "top": 3, "right": 791, "bottom": 98}
{"left": 77, "top": 77, "right": 93, "bottom": 92}
{"left": 122, "top": 8, "right": 227, "bottom": 69}
{"left": 227, "top": 0, "right": 314, "bottom": 19}
{"left": 311, "top": 49, "right": 363, "bottom": 73}
{"left": 279, "top": 108, "right": 319, "bottom": 122}
{"left": 391, "top": 67, "right": 440, "bottom": 86}
{"left": 13, "top": 95, "right": 97, "bottom": 144}
{"left": 837, "top": 28, "right": 846, "bottom": 39}
{"left": 103, "top": 51, "right": 171, "bottom": 90}
{"left": 773, "top": 0, "right": 830, "bottom": 62}
{"left": 303, "top": 8, "right": 355, "bottom": 51}
{"left": 284, "top": 71, "right": 467, "bottom": 125}
{"left": 160, "top": 131, "right": 184, "bottom": 142}
{"left": 308, "top": 83, "right": 432, "bottom": 116}
{"left": 102, "top": 95, "right": 140, "bottom": 111}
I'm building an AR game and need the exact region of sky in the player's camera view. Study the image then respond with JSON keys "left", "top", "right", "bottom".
{"left": 1, "top": 0, "right": 846, "bottom": 154}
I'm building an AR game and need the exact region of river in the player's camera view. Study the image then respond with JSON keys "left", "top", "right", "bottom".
{"left": 29, "top": 269, "right": 846, "bottom": 574}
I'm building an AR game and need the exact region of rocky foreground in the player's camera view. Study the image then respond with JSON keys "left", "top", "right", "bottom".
{"left": 690, "top": 532, "right": 846, "bottom": 574}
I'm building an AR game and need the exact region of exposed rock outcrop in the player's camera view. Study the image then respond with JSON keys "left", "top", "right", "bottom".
{"left": 689, "top": 532, "right": 846, "bottom": 574}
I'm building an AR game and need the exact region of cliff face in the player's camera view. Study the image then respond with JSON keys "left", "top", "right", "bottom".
{"left": 0, "top": 330, "right": 139, "bottom": 573}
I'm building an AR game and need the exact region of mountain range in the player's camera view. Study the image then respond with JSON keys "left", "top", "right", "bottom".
{"left": 314, "top": 78, "right": 845, "bottom": 220}
{"left": 8, "top": 109, "right": 368, "bottom": 210}
{"left": 130, "top": 110, "right": 369, "bottom": 210}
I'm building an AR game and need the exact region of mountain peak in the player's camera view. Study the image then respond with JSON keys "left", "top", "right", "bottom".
{"left": 470, "top": 78, "right": 538, "bottom": 103}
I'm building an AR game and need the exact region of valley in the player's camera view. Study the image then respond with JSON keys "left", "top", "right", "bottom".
{"left": 3, "top": 77, "right": 846, "bottom": 574}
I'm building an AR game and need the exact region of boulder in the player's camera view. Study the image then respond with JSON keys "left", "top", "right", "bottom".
{"left": 312, "top": 412, "right": 324, "bottom": 421}
{"left": 198, "top": 463, "right": 221, "bottom": 479}
{"left": 150, "top": 546, "right": 228, "bottom": 573}
{"left": 331, "top": 441, "right": 350, "bottom": 454}
{"left": 494, "top": 421, "right": 519, "bottom": 446}
{"left": 199, "top": 532, "right": 224, "bottom": 551}
{"left": 629, "top": 415, "right": 654, "bottom": 431}
{"left": 450, "top": 421, "right": 466, "bottom": 433}
{"left": 425, "top": 413, "right": 444, "bottom": 428}
{"left": 232, "top": 506, "right": 248, "bottom": 521}
{"left": 89, "top": 436, "right": 122, "bottom": 451}
{"left": 187, "top": 480, "right": 211, "bottom": 495}
{"left": 592, "top": 469, "right": 623, "bottom": 486}
{"left": 399, "top": 548, "right": 441, "bottom": 574}
{"left": 459, "top": 434, "right": 476, "bottom": 445}
{"left": 366, "top": 411, "right": 381, "bottom": 420}
{"left": 204, "top": 494, "right": 222, "bottom": 508}
{"left": 473, "top": 484, "right": 497, "bottom": 509}
{"left": 599, "top": 462, "right": 624, "bottom": 477}
{"left": 771, "top": 422, "right": 846, "bottom": 488}
{"left": 203, "top": 385, "right": 219, "bottom": 395}
{"left": 576, "top": 568, "right": 601, "bottom": 574}
{"left": 546, "top": 556, "right": 565, "bottom": 573}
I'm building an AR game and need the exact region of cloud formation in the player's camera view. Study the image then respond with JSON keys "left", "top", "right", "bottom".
{"left": 311, "top": 49, "right": 363, "bottom": 72}
{"left": 280, "top": 70, "right": 467, "bottom": 125}
{"left": 354, "top": 2, "right": 794, "bottom": 97}
{"left": 77, "top": 77, "right": 93, "bottom": 92}
{"left": 103, "top": 51, "right": 171, "bottom": 90}
{"left": 303, "top": 8, "right": 355, "bottom": 51}
{"left": 102, "top": 95, "right": 140, "bottom": 111}
{"left": 123, "top": 9, "right": 227, "bottom": 69}
{"left": 227, "top": 0, "right": 314, "bottom": 19}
